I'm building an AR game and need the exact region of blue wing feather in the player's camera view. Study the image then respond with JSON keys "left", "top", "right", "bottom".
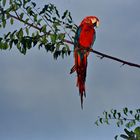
{"left": 74, "top": 26, "right": 82, "bottom": 47}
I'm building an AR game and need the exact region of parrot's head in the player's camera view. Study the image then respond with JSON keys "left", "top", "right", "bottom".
{"left": 81, "top": 16, "right": 99, "bottom": 28}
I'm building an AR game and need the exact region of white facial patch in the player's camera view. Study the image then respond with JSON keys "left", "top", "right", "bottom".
{"left": 91, "top": 18, "right": 96, "bottom": 24}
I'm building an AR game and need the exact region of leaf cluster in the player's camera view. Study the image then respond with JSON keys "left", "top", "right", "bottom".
{"left": 120, "top": 127, "right": 140, "bottom": 140}
{"left": 0, "top": 0, "right": 77, "bottom": 58}
{"left": 95, "top": 108, "right": 140, "bottom": 128}
{"left": 95, "top": 108, "right": 140, "bottom": 140}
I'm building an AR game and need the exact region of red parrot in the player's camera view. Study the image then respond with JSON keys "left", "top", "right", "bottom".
{"left": 70, "top": 16, "right": 99, "bottom": 109}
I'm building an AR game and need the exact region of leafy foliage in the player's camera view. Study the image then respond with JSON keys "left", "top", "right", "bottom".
{"left": 95, "top": 108, "right": 140, "bottom": 128}
{"left": 0, "top": 0, "right": 77, "bottom": 58}
{"left": 95, "top": 108, "right": 140, "bottom": 140}
{"left": 120, "top": 127, "right": 140, "bottom": 140}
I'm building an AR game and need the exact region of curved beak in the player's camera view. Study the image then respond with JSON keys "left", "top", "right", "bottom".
{"left": 96, "top": 21, "right": 99, "bottom": 28}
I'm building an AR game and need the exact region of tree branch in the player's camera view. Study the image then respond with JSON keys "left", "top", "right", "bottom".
{"left": 90, "top": 49, "right": 140, "bottom": 68}
{"left": 9, "top": 14, "right": 140, "bottom": 69}
{"left": 100, "top": 116, "right": 138, "bottom": 122}
{"left": 9, "top": 13, "right": 41, "bottom": 31}
{"left": 64, "top": 39, "right": 140, "bottom": 69}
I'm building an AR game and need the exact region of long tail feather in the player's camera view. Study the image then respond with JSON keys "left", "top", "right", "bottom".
{"left": 77, "top": 54, "right": 87, "bottom": 108}
{"left": 70, "top": 49, "right": 88, "bottom": 109}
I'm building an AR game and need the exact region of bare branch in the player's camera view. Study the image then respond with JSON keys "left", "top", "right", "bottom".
{"left": 90, "top": 49, "right": 140, "bottom": 68}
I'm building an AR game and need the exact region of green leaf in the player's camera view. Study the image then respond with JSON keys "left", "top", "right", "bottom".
{"left": 25, "top": 27, "right": 29, "bottom": 35}
{"left": 129, "top": 110, "right": 133, "bottom": 115}
{"left": 31, "top": 2, "right": 36, "bottom": 8}
{"left": 13, "top": 39, "right": 18, "bottom": 45}
{"left": 4, "top": 32, "right": 11, "bottom": 39}
{"left": 95, "top": 120, "right": 99, "bottom": 126}
{"left": 68, "top": 12, "right": 72, "bottom": 22}
{"left": 65, "top": 24, "right": 73, "bottom": 29}
{"left": 2, "top": 19, "right": 6, "bottom": 28}
{"left": 99, "top": 118, "right": 103, "bottom": 124}
{"left": 16, "top": 28, "right": 23, "bottom": 39}
{"left": 32, "top": 37, "right": 38, "bottom": 47}
{"left": 0, "top": 42, "right": 4, "bottom": 49}
{"left": 62, "top": 10, "right": 68, "bottom": 19}
{"left": 104, "top": 118, "right": 109, "bottom": 125}
{"left": 14, "top": 0, "right": 22, "bottom": 7}
{"left": 25, "top": 39, "right": 32, "bottom": 49}
{"left": 37, "top": 19, "right": 42, "bottom": 25}
{"left": 10, "top": 30, "right": 17, "bottom": 39}
{"left": 41, "top": 35, "right": 47, "bottom": 44}
{"left": 41, "top": 25, "right": 46, "bottom": 33}
{"left": 64, "top": 43, "right": 71, "bottom": 55}
{"left": 26, "top": 6, "right": 32, "bottom": 15}
{"left": 124, "top": 128, "right": 132, "bottom": 136}
{"left": 61, "top": 47, "right": 66, "bottom": 58}
{"left": 58, "top": 33, "right": 65, "bottom": 40}
{"left": 23, "top": 0, "right": 31, "bottom": 8}
{"left": 108, "top": 114, "right": 111, "bottom": 119}
{"left": 32, "top": 32, "right": 35, "bottom": 37}
{"left": 54, "top": 6, "right": 60, "bottom": 18}
{"left": 113, "top": 110, "right": 117, "bottom": 119}
{"left": 103, "top": 111, "right": 108, "bottom": 119}
{"left": 114, "top": 135, "right": 118, "bottom": 140}
{"left": 6, "top": 10, "right": 10, "bottom": 19}
{"left": 19, "top": 29, "right": 23, "bottom": 37}
{"left": 12, "top": 3, "right": 18, "bottom": 11}
{"left": 34, "top": 14, "right": 37, "bottom": 22}
{"left": 9, "top": 40, "right": 14, "bottom": 49}
{"left": 134, "top": 127, "right": 140, "bottom": 138}
{"left": 16, "top": 42, "right": 26, "bottom": 54}
{"left": 0, "top": 37, "right": 3, "bottom": 42}
{"left": 0, "top": 42, "right": 9, "bottom": 50}
{"left": 19, "top": 13, "right": 24, "bottom": 19}
{"left": 4, "top": 42, "right": 9, "bottom": 50}
{"left": 3, "top": 0, "right": 6, "bottom": 6}
{"left": 50, "top": 34, "right": 57, "bottom": 44}
{"left": 55, "top": 42, "right": 61, "bottom": 51}
{"left": 135, "top": 114, "right": 140, "bottom": 120}
{"left": 117, "top": 121, "right": 120, "bottom": 127}
{"left": 53, "top": 50, "right": 61, "bottom": 60}
{"left": 125, "top": 120, "right": 136, "bottom": 128}
{"left": 25, "top": 18, "right": 29, "bottom": 24}
{"left": 120, "top": 134, "right": 129, "bottom": 139}
{"left": 117, "top": 113, "right": 121, "bottom": 119}
{"left": 123, "top": 107, "right": 128, "bottom": 116}
{"left": 9, "top": 0, "right": 13, "bottom": 5}
{"left": 21, "top": 47, "right": 26, "bottom": 55}
{"left": 10, "top": 18, "right": 14, "bottom": 25}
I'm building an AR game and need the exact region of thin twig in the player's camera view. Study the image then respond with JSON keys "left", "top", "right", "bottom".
{"left": 33, "top": 7, "right": 55, "bottom": 33}
{"left": 102, "top": 116, "right": 137, "bottom": 122}
{"left": 64, "top": 39, "right": 74, "bottom": 45}
{"left": 20, "top": 7, "right": 37, "bottom": 26}
{"left": 9, "top": 13, "right": 41, "bottom": 31}
{"left": 90, "top": 49, "right": 140, "bottom": 68}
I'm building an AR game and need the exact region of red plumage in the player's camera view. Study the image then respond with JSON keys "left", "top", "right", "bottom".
{"left": 70, "top": 16, "right": 99, "bottom": 109}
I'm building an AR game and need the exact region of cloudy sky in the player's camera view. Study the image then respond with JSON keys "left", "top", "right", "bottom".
{"left": 0, "top": 0, "right": 140, "bottom": 140}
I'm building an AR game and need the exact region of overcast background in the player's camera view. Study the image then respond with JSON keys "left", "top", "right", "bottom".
{"left": 0, "top": 0, "right": 140, "bottom": 140}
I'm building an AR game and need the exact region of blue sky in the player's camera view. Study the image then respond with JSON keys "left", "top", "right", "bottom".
{"left": 0, "top": 0, "right": 140, "bottom": 140}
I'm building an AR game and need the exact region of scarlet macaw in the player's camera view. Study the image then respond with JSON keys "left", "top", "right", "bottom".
{"left": 70, "top": 16, "right": 99, "bottom": 109}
